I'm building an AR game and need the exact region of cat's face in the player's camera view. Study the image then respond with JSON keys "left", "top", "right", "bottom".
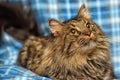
{"left": 48, "top": 4, "right": 106, "bottom": 53}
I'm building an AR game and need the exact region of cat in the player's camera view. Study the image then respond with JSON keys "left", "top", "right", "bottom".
{"left": 0, "top": 3, "right": 41, "bottom": 43}
{"left": 17, "top": 4, "right": 115, "bottom": 80}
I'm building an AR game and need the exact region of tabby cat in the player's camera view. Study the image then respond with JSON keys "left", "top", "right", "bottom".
{"left": 18, "top": 4, "right": 115, "bottom": 80}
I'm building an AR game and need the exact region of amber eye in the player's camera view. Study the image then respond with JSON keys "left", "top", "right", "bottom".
{"left": 70, "top": 29, "right": 78, "bottom": 35}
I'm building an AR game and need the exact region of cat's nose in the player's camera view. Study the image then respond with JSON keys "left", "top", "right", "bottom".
{"left": 82, "top": 29, "right": 91, "bottom": 36}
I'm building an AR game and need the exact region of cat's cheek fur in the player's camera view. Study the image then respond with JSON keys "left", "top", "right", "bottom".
{"left": 66, "top": 35, "right": 77, "bottom": 41}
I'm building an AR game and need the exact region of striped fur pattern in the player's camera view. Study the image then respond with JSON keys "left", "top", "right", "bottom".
{"left": 18, "top": 4, "right": 115, "bottom": 80}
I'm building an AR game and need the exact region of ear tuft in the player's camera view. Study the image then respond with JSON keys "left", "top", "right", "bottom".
{"left": 48, "top": 18, "right": 63, "bottom": 36}
{"left": 77, "top": 4, "right": 91, "bottom": 19}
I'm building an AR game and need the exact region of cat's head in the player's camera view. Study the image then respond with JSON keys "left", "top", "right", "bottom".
{"left": 48, "top": 4, "right": 107, "bottom": 53}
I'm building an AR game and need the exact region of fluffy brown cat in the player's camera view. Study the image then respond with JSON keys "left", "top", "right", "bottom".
{"left": 18, "top": 4, "right": 115, "bottom": 80}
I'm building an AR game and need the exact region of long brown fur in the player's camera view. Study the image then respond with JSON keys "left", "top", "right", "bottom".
{"left": 18, "top": 4, "right": 115, "bottom": 80}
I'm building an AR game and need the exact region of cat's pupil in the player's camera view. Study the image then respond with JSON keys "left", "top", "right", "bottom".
{"left": 71, "top": 29, "right": 76, "bottom": 34}
{"left": 86, "top": 24, "right": 90, "bottom": 28}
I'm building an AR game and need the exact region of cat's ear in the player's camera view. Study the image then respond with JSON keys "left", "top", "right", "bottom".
{"left": 48, "top": 18, "right": 64, "bottom": 36}
{"left": 77, "top": 4, "right": 91, "bottom": 19}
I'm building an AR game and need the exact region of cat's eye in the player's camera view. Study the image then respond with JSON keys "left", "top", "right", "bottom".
{"left": 86, "top": 24, "right": 90, "bottom": 28}
{"left": 70, "top": 29, "right": 78, "bottom": 35}
{"left": 71, "top": 29, "right": 75, "bottom": 34}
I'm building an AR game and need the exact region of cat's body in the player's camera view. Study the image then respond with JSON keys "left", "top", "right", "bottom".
{"left": 18, "top": 4, "right": 115, "bottom": 80}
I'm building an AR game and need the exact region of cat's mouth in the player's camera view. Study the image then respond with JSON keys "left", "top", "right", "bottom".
{"left": 78, "top": 32, "right": 96, "bottom": 46}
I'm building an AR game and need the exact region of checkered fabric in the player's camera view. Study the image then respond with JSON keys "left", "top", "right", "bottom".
{"left": 0, "top": 0, "right": 120, "bottom": 79}
{"left": 0, "top": 64, "right": 50, "bottom": 80}
{"left": 0, "top": 33, "right": 51, "bottom": 80}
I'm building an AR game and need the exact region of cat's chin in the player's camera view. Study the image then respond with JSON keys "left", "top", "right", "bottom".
{"left": 80, "top": 40, "right": 96, "bottom": 50}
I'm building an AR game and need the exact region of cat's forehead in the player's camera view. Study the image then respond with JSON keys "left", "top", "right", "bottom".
{"left": 65, "top": 17, "right": 89, "bottom": 25}
{"left": 63, "top": 18, "right": 96, "bottom": 32}
{"left": 65, "top": 18, "right": 89, "bottom": 27}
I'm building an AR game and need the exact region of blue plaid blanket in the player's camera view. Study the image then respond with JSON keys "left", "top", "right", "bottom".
{"left": 0, "top": 0, "right": 120, "bottom": 79}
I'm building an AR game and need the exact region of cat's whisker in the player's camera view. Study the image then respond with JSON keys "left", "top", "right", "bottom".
{"left": 79, "top": 38, "right": 84, "bottom": 44}
{"left": 78, "top": 37, "right": 91, "bottom": 48}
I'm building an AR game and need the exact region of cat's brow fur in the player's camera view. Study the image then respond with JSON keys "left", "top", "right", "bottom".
{"left": 18, "top": 4, "right": 115, "bottom": 80}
